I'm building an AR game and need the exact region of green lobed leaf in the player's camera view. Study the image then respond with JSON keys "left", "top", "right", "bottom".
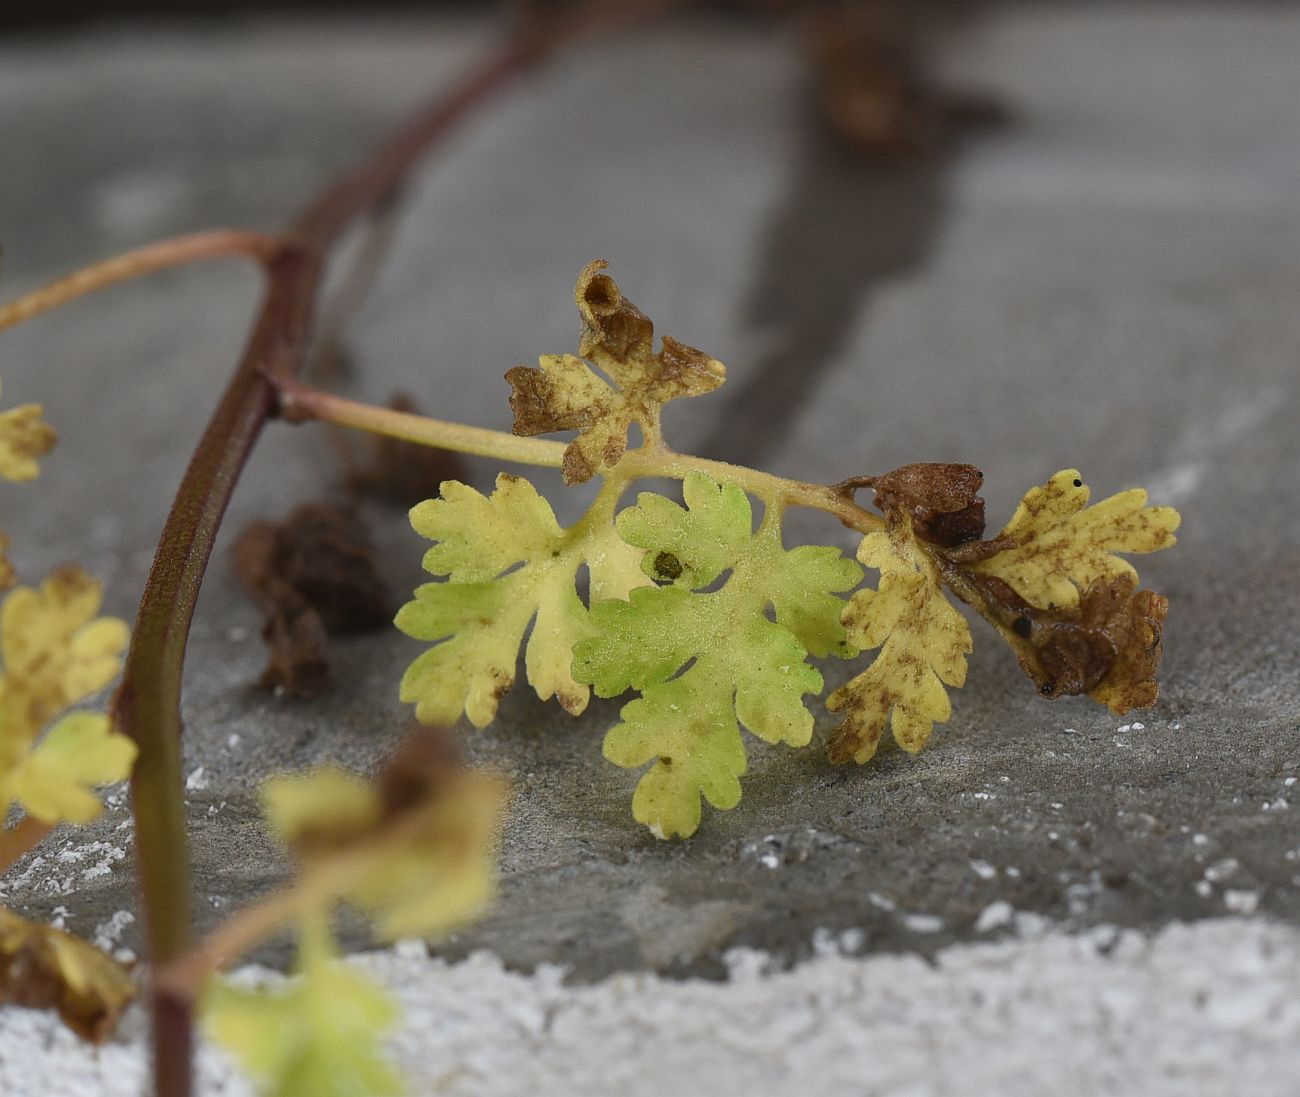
{"left": 574, "top": 471, "right": 861, "bottom": 838}
{"left": 205, "top": 921, "right": 402, "bottom": 1097}
{"left": 397, "top": 473, "right": 645, "bottom": 727}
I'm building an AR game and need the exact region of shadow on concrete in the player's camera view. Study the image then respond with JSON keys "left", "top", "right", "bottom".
{"left": 698, "top": 135, "right": 955, "bottom": 467}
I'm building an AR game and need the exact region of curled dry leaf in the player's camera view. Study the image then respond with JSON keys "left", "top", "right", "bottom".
{"left": 943, "top": 468, "right": 1178, "bottom": 712}
{"left": 965, "top": 569, "right": 1169, "bottom": 714}
{"left": 847, "top": 461, "right": 987, "bottom": 548}
{"left": 506, "top": 260, "right": 725, "bottom": 484}
{"left": 233, "top": 503, "right": 390, "bottom": 698}
{"left": 0, "top": 908, "right": 135, "bottom": 1044}
{"left": 805, "top": 0, "right": 1006, "bottom": 156}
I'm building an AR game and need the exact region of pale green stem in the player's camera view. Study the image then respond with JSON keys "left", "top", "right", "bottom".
{"left": 277, "top": 379, "right": 567, "bottom": 468}
{"left": 277, "top": 379, "right": 885, "bottom": 534}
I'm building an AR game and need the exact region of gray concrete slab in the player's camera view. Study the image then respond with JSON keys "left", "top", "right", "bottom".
{"left": 0, "top": 5, "right": 1296, "bottom": 980}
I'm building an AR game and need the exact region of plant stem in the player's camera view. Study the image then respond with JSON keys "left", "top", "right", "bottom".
{"left": 277, "top": 378, "right": 886, "bottom": 533}
{"left": 0, "top": 232, "right": 278, "bottom": 333}
{"left": 103, "top": 42, "right": 539, "bottom": 1097}
{"left": 277, "top": 378, "right": 568, "bottom": 469}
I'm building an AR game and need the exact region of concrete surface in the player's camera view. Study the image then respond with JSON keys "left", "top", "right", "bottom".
{"left": 0, "top": 2, "right": 1297, "bottom": 994}
{"left": 4, "top": 918, "right": 1300, "bottom": 1096}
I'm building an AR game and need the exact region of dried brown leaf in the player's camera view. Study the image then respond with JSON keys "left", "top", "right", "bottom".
{"left": 0, "top": 908, "right": 135, "bottom": 1043}
{"left": 232, "top": 503, "right": 390, "bottom": 697}
{"left": 805, "top": 1, "right": 1007, "bottom": 156}
{"left": 846, "top": 462, "right": 987, "bottom": 548}
{"left": 506, "top": 261, "right": 725, "bottom": 484}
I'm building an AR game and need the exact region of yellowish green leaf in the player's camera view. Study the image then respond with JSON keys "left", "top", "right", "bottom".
{"left": 970, "top": 468, "right": 1180, "bottom": 610}
{"left": 574, "top": 473, "right": 860, "bottom": 837}
{"left": 506, "top": 261, "right": 726, "bottom": 484}
{"left": 205, "top": 920, "right": 401, "bottom": 1097}
{"left": 261, "top": 736, "right": 505, "bottom": 941}
{"left": 397, "top": 474, "right": 645, "bottom": 727}
{"left": 827, "top": 513, "right": 972, "bottom": 765}
{"left": 1, "top": 711, "right": 136, "bottom": 825}
{"left": 0, "top": 379, "right": 57, "bottom": 482}
{"left": 0, "top": 565, "right": 130, "bottom": 742}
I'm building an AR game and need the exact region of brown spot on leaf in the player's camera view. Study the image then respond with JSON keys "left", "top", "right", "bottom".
{"left": 653, "top": 551, "right": 683, "bottom": 582}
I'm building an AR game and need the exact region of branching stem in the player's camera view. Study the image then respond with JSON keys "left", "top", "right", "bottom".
{"left": 0, "top": 231, "right": 279, "bottom": 333}
{"left": 276, "top": 378, "right": 886, "bottom": 534}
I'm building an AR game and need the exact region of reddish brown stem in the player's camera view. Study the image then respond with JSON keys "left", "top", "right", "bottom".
{"left": 109, "top": 42, "right": 537, "bottom": 1097}
{"left": 0, "top": 231, "right": 278, "bottom": 332}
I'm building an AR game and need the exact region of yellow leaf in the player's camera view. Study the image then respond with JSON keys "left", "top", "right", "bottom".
{"left": 970, "top": 469, "right": 1180, "bottom": 610}
{"left": 2, "top": 711, "right": 136, "bottom": 825}
{"left": 506, "top": 261, "right": 726, "bottom": 484}
{"left": 0, "top": 379, "right": 57, "bottom": 482}
{"left": 205, "top": 918, "right": 402, "bottom": 1097}
{"left": 0, "top": 566, "right": 130, "bottom": 742}
{"left": 827, "top": 514, "right": 971, "bottom": 764}
{"left": 398, "top": 474, "right": 646, "bottom": 727}
{"left": 261, "top": 733, "right": 506, "bottom": 941}
{"left": 263, "top": 765, "right": 382, "bottom": 850}
{"left": 0, "top": 907, "right": 135, "bottom": 1043}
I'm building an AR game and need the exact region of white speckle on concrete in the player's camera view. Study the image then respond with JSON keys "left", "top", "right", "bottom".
{"left": 186, "top": 766, "right": 210, "bottom": 792}
{"left": 901, "top": 913, "right": 945, "bottom": 934}
{"left": 3, "top": 919, "right": 1296, "bottom": 1097}
{"left": 969, "top": 859, "right": 997, "bottom": 881}
{"left": 975, "top": 900, "right": 1015, "bottom": 933}
{"left": 1204, "top": 858, "right": 1240, "bottom": 884}
{"left": 1224, "top": 890, "right": 1260, "bottom": 916}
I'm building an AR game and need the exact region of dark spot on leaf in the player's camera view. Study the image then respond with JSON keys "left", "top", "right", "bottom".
{"left": 653, "top": 551, "right": 683, "bottom": 582}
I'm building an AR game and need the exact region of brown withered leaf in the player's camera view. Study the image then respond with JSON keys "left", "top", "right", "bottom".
{"left": 232, "top": 503, "right": 390, "bottom": 697}
{"left": 841, "top": 462, "right": 987, "bottom": 548}
{"left": 804, "top": 1, "right": 1007, "bottom": 156}
{"left": 956, "top": 568, "right": 1169, "bottom": 714}
{"left": 506, "top": 260, "right": 726, "bottom": 484}
{"left": 0, "top": 908, "right": 135, "bottom": 1043}
{"left": 347, "top": 393, "right": 469, "bottom": 507}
